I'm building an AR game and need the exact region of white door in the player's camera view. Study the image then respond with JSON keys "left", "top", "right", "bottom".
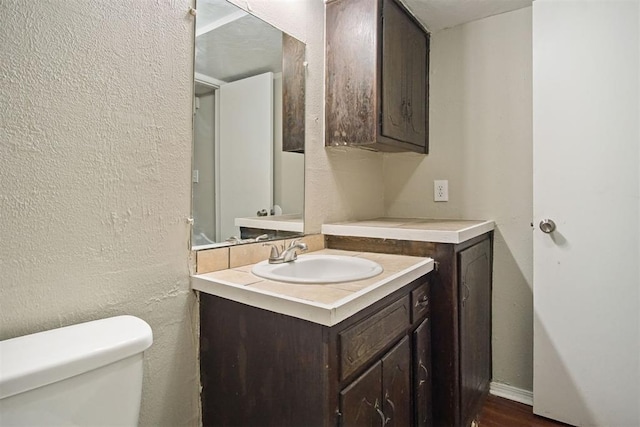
{"left": 533, "top": 1, "right": 639, "bottom": 426}
{"left": 218, "top": 72, "right": 273, "bottom": 241}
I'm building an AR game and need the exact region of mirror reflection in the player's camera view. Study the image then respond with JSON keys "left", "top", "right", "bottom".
{"left": 192, "top": 0, "right": 305, "bottom": 248}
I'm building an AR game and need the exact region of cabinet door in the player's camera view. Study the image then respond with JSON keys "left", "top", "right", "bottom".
{"left": 325, "top": 0, "right": 378, "bottom": 146}
{"left": 381, "top": 0, "right": 407, "bottom": 142}
{"left": 340, "top": 361, "right": 384, "bottom": 427}
{"left": 382, "top": 337, "right": 411, "bottom": 427}
{"left": 381, "top": 0, "right": 428, "bottom": 150}
{"left": 413, "top": 317, "right": 432, "bottom": 427}
{"left": 458, "top": 239, "right": 492, "bottom": 426}
{"left": 403, "top": 18, "right": 427, "bottom": 149}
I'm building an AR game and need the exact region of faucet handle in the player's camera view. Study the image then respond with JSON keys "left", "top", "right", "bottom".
{"left": 263, "top": 242, "right": 283, "bottom": 258}
{"left": 288, "top": 238, "right": 304, "bottom": 248}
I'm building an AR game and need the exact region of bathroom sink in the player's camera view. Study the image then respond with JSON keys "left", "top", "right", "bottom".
{"left": 251, "top": 255, "right": 383, "bottom": 284}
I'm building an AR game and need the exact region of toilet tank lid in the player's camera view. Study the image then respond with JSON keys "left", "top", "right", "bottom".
{"left": 0, "top": 315, "right": 152, "bottom": 400}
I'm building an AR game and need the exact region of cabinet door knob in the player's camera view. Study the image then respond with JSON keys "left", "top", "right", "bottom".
{"left": 539, "top": 219, "right": 556, "bottom": 233}
{"left": 419, "top": 361, "right": 429, "bottom": 379}
{"left": 415, "top": 295, "right": 429, "bottom": 308}
{"left": 462, "top": 282, "right": 470, "bottom": 307}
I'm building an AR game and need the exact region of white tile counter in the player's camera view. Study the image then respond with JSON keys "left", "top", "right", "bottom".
{"left": 191, "top": 249, "right": 434, "bottom": 326}
{"left": 322, "top": 218, "right": 495, "bottom": 244}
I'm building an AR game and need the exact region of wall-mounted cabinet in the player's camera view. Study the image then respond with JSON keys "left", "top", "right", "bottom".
{"left": 325, "top": 0, "right": 430, "bottom": 153}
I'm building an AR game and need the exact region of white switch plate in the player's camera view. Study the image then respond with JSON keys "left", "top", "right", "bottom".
{"left": 434, "top": 180, "right": 448, "bottom": 202}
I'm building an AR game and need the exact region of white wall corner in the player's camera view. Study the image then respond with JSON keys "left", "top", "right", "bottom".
{"left": 490, "top": 381, "right": 534, "bottom": 406}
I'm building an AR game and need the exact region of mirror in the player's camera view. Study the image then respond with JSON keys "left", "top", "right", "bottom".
{"left": 192, "top": 0, "right": 305, "bottom": 249}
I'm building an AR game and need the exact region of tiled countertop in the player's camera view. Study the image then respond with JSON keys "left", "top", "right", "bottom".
{"left": 322, "top": 218, "right": 495, "bottom": 244}
{"left": 191, "top": 249, "right": 434, "bottom": 326}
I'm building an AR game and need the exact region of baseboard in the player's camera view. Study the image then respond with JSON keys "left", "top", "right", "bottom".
{"left": 489, "top": 382, "right": 533, "bottom": 406}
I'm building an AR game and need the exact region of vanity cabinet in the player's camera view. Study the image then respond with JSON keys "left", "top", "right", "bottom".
{"left": 325, "top": 0, "right": 429, "bottom": 153}
{"left": 413, "top": 317, "right": 433, "bottom": 427}
{"left": 458, "top": 239, "right": 492, "bottom": 427}
{"left": 340, "top": 337, "right": 411, "bottom": 426}
{"left": 326, "top": 232, "right": 493, "bottom": 427}
{"left": 199, "top": 277, "right": 432, "bottom": 427}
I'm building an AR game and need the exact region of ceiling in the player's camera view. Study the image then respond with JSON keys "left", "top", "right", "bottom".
{"left": 401, "top": 0, "right": 532, "bottom": 32}
{"left": 195, "top": 0, "right": 282, "bottom": 83}
{"left": 195, "top": 0, "right": 534, "bottom": 83}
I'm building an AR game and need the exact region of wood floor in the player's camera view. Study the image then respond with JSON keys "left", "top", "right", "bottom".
{"left": 478, "top": 395, "right": 572, "bottom": 427}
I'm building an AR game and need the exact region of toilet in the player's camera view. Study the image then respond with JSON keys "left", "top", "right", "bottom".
{"left": 0, "top": 315, "right": 153, "bottom": 426}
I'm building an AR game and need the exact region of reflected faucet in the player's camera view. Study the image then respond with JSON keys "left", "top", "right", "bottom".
{"left": 226, "top": 234, "right": 271, "bottom": 245}
{"left": 264, "top": 239, "right": 308, "bottom": 264}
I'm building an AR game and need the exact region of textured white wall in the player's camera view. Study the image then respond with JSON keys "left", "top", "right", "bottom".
{"left": 383, "top": 7, "right": 534, "bottom": 391}
{"left": 227, "top": 0, "right": 385, "bottom": 233}
{"left": 0, "top": 1, "right": 200, "bottom": 425}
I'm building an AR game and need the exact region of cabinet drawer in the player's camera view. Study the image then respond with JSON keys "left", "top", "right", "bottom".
{"left": 411, "top": 282, "right": 430, "bottom": 322}
{"left": 340, "top": 296, "right": 410, "bottom": 380}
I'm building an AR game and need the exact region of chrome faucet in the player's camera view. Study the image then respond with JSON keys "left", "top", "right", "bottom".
{"left": 264, "top": 239, "right": 308, "bottom": 264}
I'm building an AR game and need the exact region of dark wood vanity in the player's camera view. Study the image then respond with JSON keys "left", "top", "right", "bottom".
{"left": 195, "top": 222, "right": 493, "bottom": 427}
{"left": 199, "top": 275, "right": 432, "bottom": 427}
{"left": 327, "top": 231, "right": 493, "bottom": 427}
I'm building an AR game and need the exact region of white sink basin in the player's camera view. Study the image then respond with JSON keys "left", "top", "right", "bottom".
{"left": 251, "top": 255, "right": 383, "bottom": 284}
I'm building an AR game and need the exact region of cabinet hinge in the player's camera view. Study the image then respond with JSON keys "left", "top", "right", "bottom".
{"left": 434, "top": 261, "right": 440, "bottom": 271}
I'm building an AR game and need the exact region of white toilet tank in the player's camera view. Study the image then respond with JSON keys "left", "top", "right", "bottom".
{"left": 0, "top": 315, "right": 153, "bottom": 426}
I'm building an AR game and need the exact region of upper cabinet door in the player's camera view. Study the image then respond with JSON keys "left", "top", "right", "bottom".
{"left": 325, "top": 0, "right": 429, "bottom": 153}
{"left": 380, "top": 0, "right": 428, "bottom": 150}
{"left": 402, "top": 12, "right": 428, "bottom": 148}
{"left": 380, "top": 0, "right": 407, "bottom": 142}
{"left": 325, "top": 0, "right": 378, "bottom": 147}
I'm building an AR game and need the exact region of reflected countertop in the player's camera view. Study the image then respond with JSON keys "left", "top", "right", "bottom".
{"left": 234, "top": 213, "right": 303, "bottom": 232}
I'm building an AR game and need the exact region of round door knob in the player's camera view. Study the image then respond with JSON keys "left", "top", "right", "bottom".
{"left": 539, "top": 219, "right": 556, "bottom": 233}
